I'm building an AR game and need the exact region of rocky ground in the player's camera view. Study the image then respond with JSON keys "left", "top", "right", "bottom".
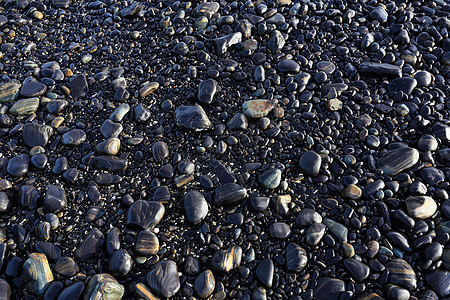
{"left": 0, "top": 0, "right": 449, "bottom": 299}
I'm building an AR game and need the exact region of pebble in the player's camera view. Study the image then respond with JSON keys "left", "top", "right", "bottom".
{"left": 343, "top": 259, "right": 370, "bottom": 282}
{"left": 44, "top": 185, "right": 66, "bottom": 213}
{"left": 184, "top": 190, "right": 208, "bottom": 224}
{"left": 256, "top": 258, "right": 274, "bottom": 288}
{"left": 109, "top": 249, "right": 132, "bottom": 278}
{"left": 388, "top": 77, "right": 418, "bottom": 94}
{"left": 242, "top": 99, "right": 277, "bottom": 118}
{"left": 425, "top": 271, "right": 450, "bottom": 297}
{"left": 386, "top": 258, "right": 417, "bottom": 289}
{"left": 127, "top": 200, "right": 165, "bottom": 230}
{"left": 286, "top": 243, "right": 307, "bottom": 272}
{"left": 175, "top": 105, "right": 212, "bottom": 131}
{"left": 194, "top": 270, "right": 215, "bottom": 299}
{"left": 277, "top": 59, "right": 300, "bottom": 73}
{"left": 85, "top": 274, "right": 124, "bottom": 299}
{"left": 377, "top": 147, "right": 419, "bottom": 175}
{"left": 147, "top": 260, "right": 180, "bottom": 298}
{"left": 198, "top": 79, "right": 217, "bottom": 104}
{"left": 258, "top": 169, "right": 282, "bottom": 189}
{"left": 212, "top": 246, "right": 242, "bottom": 273}
{"left": 70, "top": 74, "right": 88, "bottom": 100}
{"left": 306, "top": 223, "right": 326, "bottom": 246}
{"left": 296, "top": 208, "right": 322, "bottom": 226}
{"left": 10, "top": 98, "right": 40, "bottom": 116}
{"left": 152, "top": 141, "right": 169, "bottom": 161}
{"left": 314, "top": 278, "right": 345, "bottom": 300}
{"left": 20, "top": 81, "right": 47, "bottom": 98}
{"left": 405, "top": 196, "right": 437, "bottom": 219}
{"left": 299, "top": 151, "right": 322, "bottom": 176}
{"left": 75, "top": 228, "right": 104, "bottom": 261}
{"left": 269, "top": 222, "right": 291, "bottom": 239}
{"left": 7, "top": 154, "right": 29, "bottom": 177}
{"left": 22, "top": 253, "right": 53, "bottom": 296}
{"left": 54, "top": 257, "right": 78, "bottom": 276}
{"left": 0, "top": 81, "right": 21, "bottom": 103}
{"left": 324, "top": 218, "right": 348, "bottom": 243}
{"left": 214, "top": 183, "right": 247, "bottom": 206}
{"left": 61, "top": 129, "right": 86, "bottom": 146}
{"left": 135, "top": 230, "right": 159, "bottom": 256}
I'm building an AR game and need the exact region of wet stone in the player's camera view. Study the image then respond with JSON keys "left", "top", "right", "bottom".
{"left": 296, "top": 208, "right": 322, "bottom": 226}
{"left": 109, "top": 249, "right": 132, "bottom": 278}
{"left": 324, "top": 218, "right": 348, "bottom": 243}
{"left": 23, "top": 123, "right": 53, "bottom": 147}
{"left": 0, "top": 279, "right": 11, "bottom": 300}
{"left": 139, "top": 82, "right": 159, "bottom": 98}
{"left": 286, "top": 243, "right": 307, "bottom": 272}
{"left": 0, "top": 81, "right": 21, "bottom": 103}
{"left": 317, "top": 61, "right": 336, "bottom": 74}
{"left": 96, "top": 138, "right": 120, "bottom": 156}
{"left": 385, "top": 284, "right": 410, "bottom": 300}
{"left": 370, "top": 6, "right": 388, "bottom": 23}
{"left": 147, "top": 260, "right": 180, "bottom": 298}
{"left": 85, "top": 206, "right": 106, "bottom": 222}
{"left": 256, "top": 258, "right": 274, "bottom": 288}
{"left": 420, "top": 167, "right": 445, "bottom": 186}
{"left": 184, "top": 190, "right": 208, "bottom": 224}
{"left": 418, "top": 134, "right": 438, "bottom": 151}
{"left": 250, "top": 196, "right": 270, "bottom": 211}
{"left": 359, "top": 62, "right": 401, "bottom": 78}
{"left": 258, "top": 169, "right": 281, "bottom": 189}
{"left": 75, "top": 228, "right": 104, "bottom": 261}
{"left": 306, "top": 223, "right": 326, "bottom": 246}
{"left": 388, "top": 77, "right": 417, "bottom": 94}
{"left": 7, "top": 154, "right": 29, "bottom": 177}
{"left": 23, "top": 253, "right": 53, "bottom": 296}
{"left": 20, "top": 81, "right": 47, "bottom": 98}
{"left": 242, "top": 99, "right": 277, "bottom": 118}
{"left": 277, "top": 59, "right": 300, "bottom": 73}
{"left": 415, "top": 71, "right": 433, "bottom": 87}
{"left": 425, "top": 271, "right": 450, "bottom": 297}
{"left": 211, "top": 246, "right": 242, "bottom": 273}
{"left": 135, "top": 230, "right": 159, "bottom": 256}
{"left": 61, "top": 129, "right": 86, "bottom": 146}
{"left": 54, "top": 257, "right": 78, "bottom": 276}
{"left": 405, "top": 196, "right": 437, "bottom": 219}
{"left": 44, "top": 185, "right": 66, "bottom": 213}
{"left": 134, "top": 283, "right": 159, "bottom": 300}
{"left": 95, "top": 173, "right": 122, "bottom": 185}
{"left": 314, "top": 278, "right": 345, "bottom": 300}
{"left": 269, "top": 222, "right": 291, "bottom": 239}
{"left": 212, "top": 32, "right": 242, "bottom": 55}
{"left": 344, "top": 259, "right": 370, "bottom": 282}
{"left": 194, "top": 270, "right": 215, "bottom": 299}
{"left": 152, "top": 141, "right": 169, "bottom": 161}
{"left": 214, "top": 183, "right": 247, "bottom": 206}
{"left": 134, "top": 103, "right": 151, "bottom": 123}
{"left": 386, "top": 258, "right": 417, "bottom": 289}
{"left": 10, "top": 98, "right": 39, "bottom": 116}
{"left": 377, "top": 147, "right": 419, "bottom": 175}
{"left": 299, "top": 151, "right": 322, "bottom": 176}
{"left": 175, "top": 105, "right": 212, "bottom": 131}
{"left": 85, "top": 274, "right": 124, "bottom": 300}
{"left": 268, "top": 30, "right": 285, "bottom": 53}
{"left": 127, "top": 200, "right": 165, "bottom": 230}
{"left": 70, "top": 74, "right": 88, "bottom": 100}
{"left": 100, "top": 119, "right": 123, "bottom": 138}
{"left": 198, "top": 79, "right": 217, "bottom": 104}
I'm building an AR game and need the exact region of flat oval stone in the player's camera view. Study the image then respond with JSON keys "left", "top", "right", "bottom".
{"left": 370, "top": 6, "right": 388, "bottom": 23}
{"left": 420, "top": 167, "right": 445, "bottom": 186}
{"left": 256, "top": 258, "right": 274, "bottom": 288}
{"left": 20, "top": 81, "right": 47, "bottom": 97}
{"left": 386, "top": 258, "right": 417, "bottom": 289}
{"left": 184, "top": 190, "right": 208, "bottom": 224}
{"left": 242, "top": 99, "right": 277, "bottom": 118}
{"left": 109, "top": 249, "right": 132, "bottom": 278}
{"left": 0, "top": 279, "right": 11, "bottom": 300}
{"left": 405, "top": 196, "right": 437, "bottom": 219}
{"left": 96, "top": 138, "right": 120, "bottom": 155}
{"left": 277, "top": 59, "right": 300, "bottom": 73}
{"left": 344, "top": 259, "right": 370, "bottom": 282}
{"left": 35, "top": 241, "right": 60, "bottom": 262}
{"left": 158, "top": 163, "right": 173, "bottom": 178}
{"left": 85, "top": 274, "right": 124, "bottom": 300}
{"left": 134, "top": 283, "right": 159, "bottom": 300}
{"left": 211, "top": 246, "right": 242, "bottom": 273}
{"left": 175, "top": 105, "right": 212, "bottom": 131}
{"left": 54, "top": 257, "right": 79, "bottom": 276}
{"left": 10, "top": 98, "right": 39, "bottom": 116}
{"left": 62, "top": 129, "right": 86, "bottom": 146}
{"left": 127, "top": 200, "right": 165, "bottom": 230}
{"left": 139, "top": 82, "right": 159, "bottom": 97}
{"left": 147, "top": 260, "right": 180, "bottom": 298}
{"left": 286, "top": 242, "right": 307, "bottom": 272}
{"left": 269, "top": 222, "right": 291, "bottom": 239}
{"left": 388, "top": 77, "right": 417, "bottom": 94}
{"left": 75, "top": 228, "right": 104, "bottom": 261}
{"left": 299, "top": 151, "right": 322, "bottom": 176}
{"left": 23, "top": 123, "right": 53, "bottom": 147}
{"left": 258, "top": 169, "right": 281, "bottom": 189}
{"left": 214, "top": 183, "right": 247, "bottom": 206}
{"left": 377, "top": 147, "right": 419, "bottom": 175}
{"left": 135, "top": 230, "right": 159, "bottom": 256}
{"left": 152, "top": 141, "right": 169, "bottom": 161}
{"left": 23, "top": 253, "right": 54, "bottom": 296}
{"left": 296, "top": 208, "right": 322, "bottom": 226}
{"left": 7, "top": 154, "right": 29, "bottom": 177}
{"left": 418, "top": 134, "right": 438, "bottom": 151}
{"left": 317, "top": 61, "right": 336, "bottom": 74}
{"left": 198, "top": 78, "right": 217, "bottom": 104}
{"left": 194, "top": 270, "right": 215, "bottom": 299}
{"left": 415, "top": 71, "right": 433, "bottom": 87}
{"left": 314, "top": 278, "right": 345, "bottom": 300}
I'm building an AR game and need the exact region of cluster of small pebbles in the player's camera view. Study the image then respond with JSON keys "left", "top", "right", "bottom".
{"left": 0, "top": 0, "right": 449, "bottom": 299}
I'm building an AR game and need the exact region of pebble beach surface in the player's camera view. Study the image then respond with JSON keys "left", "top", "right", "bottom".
{"left": 0, "top": 0, "right": 449, "bottom": 299}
